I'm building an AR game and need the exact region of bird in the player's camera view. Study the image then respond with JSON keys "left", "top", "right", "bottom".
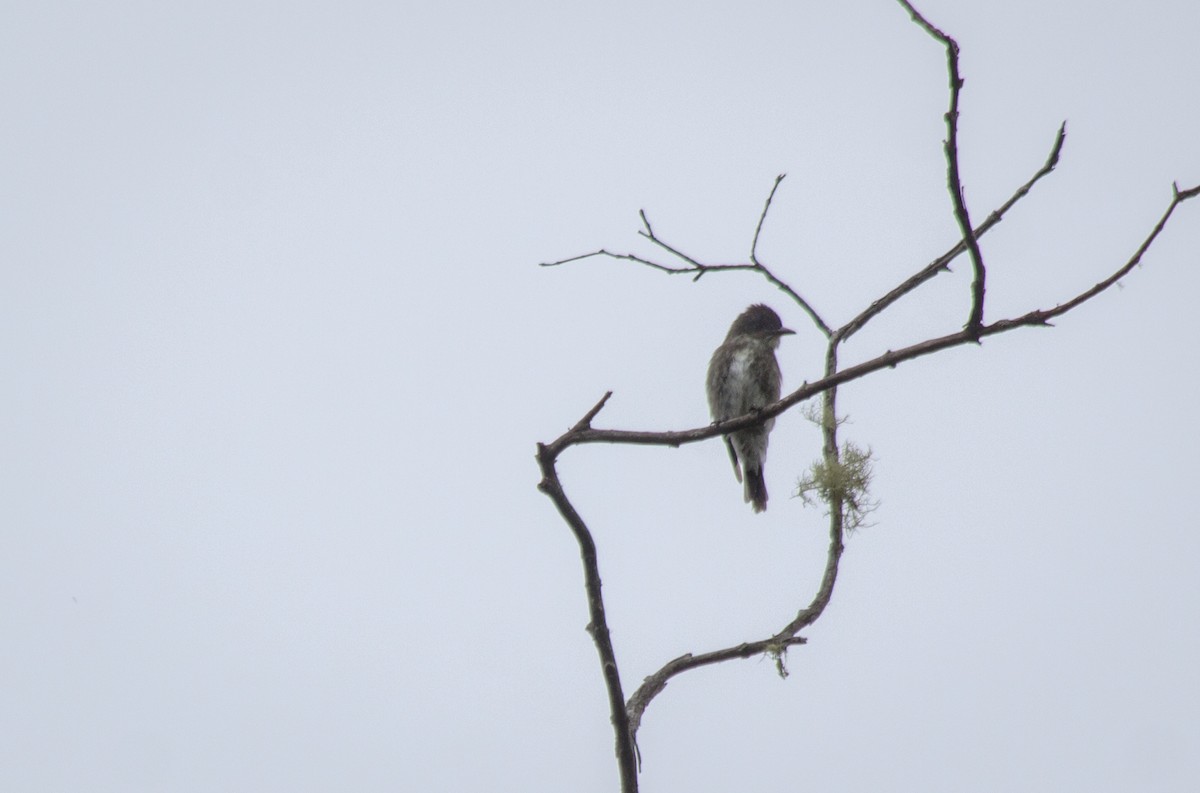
{"left": 706, "top": 304, "right": 794, "bottom": 512}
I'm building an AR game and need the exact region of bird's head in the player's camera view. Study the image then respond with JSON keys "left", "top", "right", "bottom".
{"left": 726, "top": 304, "right": 795, "bottom": 345}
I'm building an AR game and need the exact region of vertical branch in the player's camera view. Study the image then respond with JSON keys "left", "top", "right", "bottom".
{"left": 898, "top": 0, "right": 987, "bottom": 335}
{"left": 535, "top": 398, "right": 638, "bottom": 793}
{"left": 776, "top": 339, "right": 845, "bottom": 640}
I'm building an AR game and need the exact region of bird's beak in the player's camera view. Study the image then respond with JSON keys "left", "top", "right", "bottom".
{"left": 776, "top": 327, "right": 795, "bottom": 336}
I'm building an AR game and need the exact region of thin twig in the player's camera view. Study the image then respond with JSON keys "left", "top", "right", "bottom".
{"left": 539, "top": 247, "right": 739, "bottom": 275}
{"left": 761, "top": 267, "right": 833, "bottom": 338}
{"left": 744, "top": 173, "right": 836, "bottom": 335}
{"left": 541, "top": 177, "right": 833, "bottom": 337}
{"left": 997, "top": 182, "right": 1200, "bottom": 325}
{"left": 751, "top": 174, "right": 787, "bottom": 264}
{"left": 571, "top": 391, "right": 614, "bottom": 432}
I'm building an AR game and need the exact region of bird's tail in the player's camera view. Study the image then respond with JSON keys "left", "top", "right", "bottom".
{"left": 744, "top": 467, "right": 768, "bottom": 513}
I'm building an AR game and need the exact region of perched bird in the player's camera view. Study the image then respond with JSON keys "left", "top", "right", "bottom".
{"left": 706, "top": 304, "right": 794, "bottom": 512}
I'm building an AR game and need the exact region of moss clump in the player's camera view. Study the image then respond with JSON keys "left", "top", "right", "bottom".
{"left": 795, "top": 441, "right": 877, "bottom": 531}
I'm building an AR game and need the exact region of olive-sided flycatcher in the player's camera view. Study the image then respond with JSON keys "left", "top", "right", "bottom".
{"left": 706, "top": 304, "right": 794, "bottom": 513}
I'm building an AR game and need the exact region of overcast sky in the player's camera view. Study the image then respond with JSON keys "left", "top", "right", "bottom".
{"left": 3, "top": 1, "right": 1199, "bottom": 791}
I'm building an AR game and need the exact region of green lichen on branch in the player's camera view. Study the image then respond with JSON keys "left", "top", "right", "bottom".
{"left": 766, "top": 641, "right": 790, "bottom": 679}
{"left": 795, "top": 441, "right": 878, "bottom": 531}
{"left": 801, "top": 401, "right": 848, "bottom": 431}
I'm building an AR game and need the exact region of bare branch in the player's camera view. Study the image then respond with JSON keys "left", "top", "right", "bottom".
{"left": 535, "top": 441, "right": 638, "bottom": 792}
{"left": 751, "top": 174, "right": 787, "bottom": 265}
{"left": 744, "top": 173, "right": 837, "bottom": 335}
{"left": 571, "top": 391, "right": 614, "bottom": 433}
{"left": 540, "top": 177, "right": 833, "bottom": 338}
{"left": 539, "top": 247, "right": 729, "bottom": 274}
{"left": 638, "top": 209, "right": 655, "bottom": 238}
{"left": 759, "top": 265, "right": 833, "bottom": 338}
{"left": 626, "top": 636, "right": 808, "bottom": 737}
{"left": 897, "top": 0, "right": 987, "bottom": 335}
{"left": 1002, "top": 182, "right": 1200, "bottom": 324}
{"left": 636, "top": 217, "right": 720, "bottom": 270}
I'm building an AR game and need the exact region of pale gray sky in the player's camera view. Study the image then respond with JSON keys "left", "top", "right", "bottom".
{"left": 3, "top": 1, "right": 1198, "bottom": 791}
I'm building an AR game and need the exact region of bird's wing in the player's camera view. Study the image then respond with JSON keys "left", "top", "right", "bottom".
{"left": 724, "top": 437, "right": 743, "bottom": 483}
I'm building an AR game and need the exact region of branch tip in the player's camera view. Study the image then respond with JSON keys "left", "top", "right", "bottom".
{"left": 571, "top": 391, "right": 614, "bottom": 433}
{"left": 1047, "top": 122, "right": 1067, "bottom": 168}
{"left": 639, "top": 209, "right": 653, "bottom": 236}
{"left": 1170, "top": 182, "right": 1200, "bottom": 201}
